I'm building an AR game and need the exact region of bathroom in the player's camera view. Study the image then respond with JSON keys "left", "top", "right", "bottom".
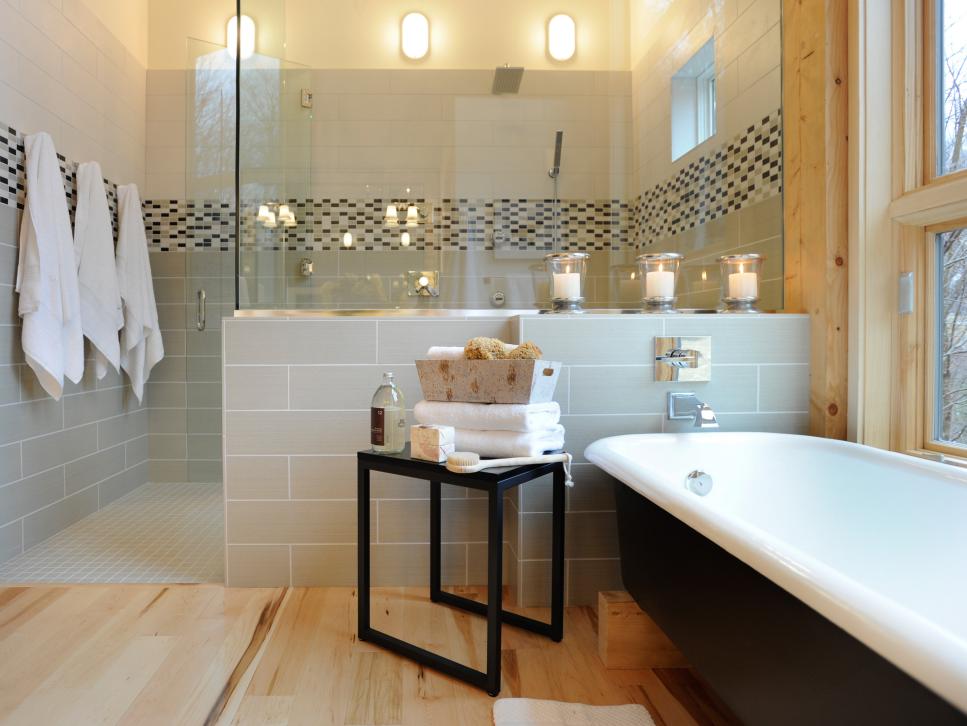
{"left": 0, "top": 0, "right": 964, "bottom": 724}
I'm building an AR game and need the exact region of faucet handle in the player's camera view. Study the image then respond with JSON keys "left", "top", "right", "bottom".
{"left": 656, "top": 348, "right": 701, "bottom": 369}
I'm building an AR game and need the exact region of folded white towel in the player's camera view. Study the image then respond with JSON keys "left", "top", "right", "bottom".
{"left": 116, "top": 184, "right": 163, "bottom": 403}
{"left": 415, "top": 400, "right": 561, "bottom": 433}
{"left": 15, "top": 132, "right": 84, "bottom": 400}
{"left": 425, "top": 343, "right": 518, "bottom": 360}
{"left": 454, "top": 425, "right": 565, "bottom": 458}
{"left": 74, "top": 162, "right": 123, "bottom": 380}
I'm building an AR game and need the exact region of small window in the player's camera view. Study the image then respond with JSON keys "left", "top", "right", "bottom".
{"left": 935, "top": 226, "right": 967, "bottom": 446}
{"left": 671, "top": 39, "right": 716, "bottom": 161}
{"left": 935, "top": 0, "right": 967, "bottom": 177}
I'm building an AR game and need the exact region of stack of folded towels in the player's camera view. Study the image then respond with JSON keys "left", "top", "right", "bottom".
{"left": 415, "top": 340, "right": 565, "bottom": 458}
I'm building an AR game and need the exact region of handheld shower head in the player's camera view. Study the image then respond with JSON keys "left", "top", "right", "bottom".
{"left": 548, "top": 131, "right": 564, "bottom": 179}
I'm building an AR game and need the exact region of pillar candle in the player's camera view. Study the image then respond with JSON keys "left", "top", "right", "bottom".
{"left": 553, "top": 272, "right": 582, "bottom": 300}
{"left": 728, "top": 267, "right": 758, "bottom": 299}
{"left": 645, "top": 268, "right": 675, "bottom": 298}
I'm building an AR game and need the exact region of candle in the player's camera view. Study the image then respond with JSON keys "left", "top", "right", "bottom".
{"left": 553, "top": 272, "right": 582, "bottom": 300}
{"left": 645, "top": 264, "right": 675, "bottom": 299}
{"left": 728, "top": 265, "right": 758, "bottom": 299}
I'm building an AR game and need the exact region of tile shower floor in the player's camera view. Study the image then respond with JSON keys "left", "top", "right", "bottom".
{"left": 0, "top": 482, "right": 224, "bottom": 584}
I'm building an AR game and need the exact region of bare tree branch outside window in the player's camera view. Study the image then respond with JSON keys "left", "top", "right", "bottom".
{"left": 937, "top": 1, "right": 967, "bottom": 445}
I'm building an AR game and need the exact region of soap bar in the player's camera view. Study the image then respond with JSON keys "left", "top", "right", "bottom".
{"left": 410, "top": 424, "right": 455, "bottom": 463}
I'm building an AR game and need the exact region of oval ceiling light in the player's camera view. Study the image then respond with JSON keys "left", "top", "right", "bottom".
{"left": 547, "top": 14, "right": 576, "bottom": 62}
{"left": 401, "top": 12, "right": 430, "bottom": 60}
{"left": 227, "top": 15, "right": 256, "bottom": 60}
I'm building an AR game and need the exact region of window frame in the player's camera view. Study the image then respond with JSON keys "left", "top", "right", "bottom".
{"left": 923, "top": 0, "right": 967, "bottom": 185}
{"left": 887, "top": 0, "right": 967, "bottom": 460}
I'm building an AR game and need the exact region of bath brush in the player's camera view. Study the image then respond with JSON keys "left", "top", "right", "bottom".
{"left": 446, "top": 451, "right": 574, "bottom": 487}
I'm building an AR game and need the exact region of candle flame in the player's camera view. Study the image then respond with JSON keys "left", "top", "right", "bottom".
{"left": 701, "top": 270, "right": 707, "bottom": 281}
{"left": 658, "top": 263, "right": 664, "bottom": 273}
{"left": 739, "top": 264, "right": 744, "bottom": 274}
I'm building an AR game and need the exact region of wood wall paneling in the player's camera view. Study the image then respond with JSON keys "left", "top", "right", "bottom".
{"left": 783, "top": 0, "right": 850, "bottom": 439}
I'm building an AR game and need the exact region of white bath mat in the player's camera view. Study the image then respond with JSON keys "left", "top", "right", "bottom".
{"left": 493, "top": 698, "right": 655, "bottom": 726}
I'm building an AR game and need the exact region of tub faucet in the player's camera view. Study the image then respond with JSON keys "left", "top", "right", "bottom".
{"left": 667, "top": 392, "right": 719, "bottom": 429}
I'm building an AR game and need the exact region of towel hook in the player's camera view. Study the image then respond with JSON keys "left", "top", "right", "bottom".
{"left": 196, "top": 289, "right": 207, "bottom": 332}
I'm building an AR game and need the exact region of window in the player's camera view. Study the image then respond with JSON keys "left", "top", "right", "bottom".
{"left": 935, "top": 225, "right": 967, "bottom": 445}
{"left": 671, "top": 39, "right": 716, "bottom": 161}
{"left": 936, "top": 1, "right": 967, "bottom": 177}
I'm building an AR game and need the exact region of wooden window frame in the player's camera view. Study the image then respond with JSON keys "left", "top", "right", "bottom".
{"left": 860, "top": 0, "right": 967, "bottom": 461}
{"left": 923, "top": 0, "right": 967, "bottom": 186}
{"left": 868, "top": 0, "right": 967, "bottom": 464}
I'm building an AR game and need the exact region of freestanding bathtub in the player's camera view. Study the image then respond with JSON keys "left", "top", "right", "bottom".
{"left": 585, "top": 433, "right": 967, "bottom": 726}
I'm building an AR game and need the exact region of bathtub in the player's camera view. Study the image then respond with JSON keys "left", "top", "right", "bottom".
{"left": 585, "top": 432, "right": 967, "bottom": 725}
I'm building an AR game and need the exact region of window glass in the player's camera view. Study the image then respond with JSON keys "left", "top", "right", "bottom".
{"left": 938, "top": 0, "right": 967, "bottom": 176}
{"left": 936, "top": 227, "right": 967, "bottom": 445}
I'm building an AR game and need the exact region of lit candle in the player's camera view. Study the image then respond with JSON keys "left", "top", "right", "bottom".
{"left": 553, "top": 272, "right": 582, "bottom": 300}
{"left": 645, "top": 264, "right": 675, "bottom": 299}
{"left": 728, "top": 264, "right": 758, "bottom": 299}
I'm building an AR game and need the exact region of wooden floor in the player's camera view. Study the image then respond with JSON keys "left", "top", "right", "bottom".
{"left": 0, "top": 585, "right": 739, "bottom": 726}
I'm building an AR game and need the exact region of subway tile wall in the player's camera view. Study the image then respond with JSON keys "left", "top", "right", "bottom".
{"left": 0, "top": 1, "right": 149, "bottom": 563}
{"left": 223, "top": 313, "right": 809, "bottom": 604}
{"left": 0, "top": 203, "right": 149, "bottom": 566}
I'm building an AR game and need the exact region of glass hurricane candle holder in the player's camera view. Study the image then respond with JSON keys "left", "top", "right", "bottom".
{"left": 718, "top": 254, "right": 764, "bottom": 313}
{"left": 544, "top": 252, "right": 589, "bottom": 313}
{"left": 637, "top": 253, "right": 683, "bottom": 313}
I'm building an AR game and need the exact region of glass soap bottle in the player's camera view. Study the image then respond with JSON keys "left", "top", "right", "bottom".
{"left": 371, "top": 372, "right": 406, "bottom": 454}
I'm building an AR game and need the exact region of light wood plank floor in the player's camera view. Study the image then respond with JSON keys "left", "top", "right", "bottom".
{"left": 0, "top": 585, "right": 738, "bottom": 726}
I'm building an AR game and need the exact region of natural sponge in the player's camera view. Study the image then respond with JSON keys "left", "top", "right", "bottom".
{"left": 505, "top": 341, "right": 543, "bottom": 360}
{"left": 464, "top": 337, "right": 507, "bottom": 360}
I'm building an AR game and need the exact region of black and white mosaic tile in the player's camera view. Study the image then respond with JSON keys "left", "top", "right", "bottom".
{"left": 633, "top": 110, "right": 783, "bottom": 248}
{"left": 0, "top": 111, "right": 783, "bottom": 254}
{"left": 0, "top": 124, "right": 120, "bottom": 242}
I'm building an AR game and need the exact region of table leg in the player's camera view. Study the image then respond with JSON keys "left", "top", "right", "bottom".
{"left": 551, "top": 467, "right": 566, "bottom": 642}
{"left": 486, "top": 487, "right": 504, "bottom": 696}
{"left": 358, "top": 462, "right": 371, "bottom": 637}
{"left": 430, "top": 480, "right": 441, "bottom": 602}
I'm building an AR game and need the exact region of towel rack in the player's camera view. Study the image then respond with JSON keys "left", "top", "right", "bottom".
{"left": 196, "top": 289, "right": 207, "bottom": 331}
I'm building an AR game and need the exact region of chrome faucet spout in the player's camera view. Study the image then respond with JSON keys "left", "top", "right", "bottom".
{"left": 667, "top": 392, "right": 719, "bottom": 429}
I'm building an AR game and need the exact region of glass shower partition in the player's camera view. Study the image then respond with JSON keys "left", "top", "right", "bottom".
{"left": 182, "top": 37, "right": 239, "bottom": 484}
{"left": 238, "top": 51, "right": 312, "bottom": 308}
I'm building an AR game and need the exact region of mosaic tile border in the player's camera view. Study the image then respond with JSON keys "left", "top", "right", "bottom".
{"left": 634, "top": 110, "right": 783, "bottom": 247}
{"left": 1, "top": 112, "right": 782, "bottom": 253}
{"left": 0, "top": 125, "right": 120, "bottom": 241}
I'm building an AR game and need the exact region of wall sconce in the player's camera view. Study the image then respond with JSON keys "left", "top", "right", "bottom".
{"left": 227, "top": 15, "right": 256, "bottom": 60}
{"left": 405, "top": 205, "right": 420, "bottom": 227}
{"left": 278, "top": 204, "right": 296, "bottom": 227}
{"left": 384, "top": 204, "right": 400, "bottom": 227}
{"left": 401, "top": 12, "right": 430, "bottom": 60}
{"left": 547, "top": 14, "right": 576, "bottom": 62}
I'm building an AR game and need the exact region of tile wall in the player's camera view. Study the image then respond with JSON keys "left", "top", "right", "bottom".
{"left": 0, "top": 204, "right": 149, "bottom": 567}
{"left": 0, "top": 0, "right": 150, "bottom": 564}
{"left": 223, "top": 313, "right": 810, "bottom": 604}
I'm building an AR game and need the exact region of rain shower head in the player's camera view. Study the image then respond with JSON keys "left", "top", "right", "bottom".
{"left": 548, "top": 131, "right": 564, "bottom": 179}
{"left": 492, "top": 65, "right": 525, "bottom": 94}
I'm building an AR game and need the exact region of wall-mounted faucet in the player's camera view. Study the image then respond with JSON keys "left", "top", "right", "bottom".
{"left": 667, "top": 392, "right": 719, "bottom": 429}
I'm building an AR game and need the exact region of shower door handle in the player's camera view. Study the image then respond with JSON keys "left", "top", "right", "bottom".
{"left": 196, "top": 289, "right": 207, "bottom": 331}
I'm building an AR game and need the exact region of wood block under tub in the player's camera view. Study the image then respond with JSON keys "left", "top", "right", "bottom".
{"left": 597, "top": 591, "right": 689, "bottom": 669}
{"left": 415, "top": 359, "right": 562, "bottom": 404}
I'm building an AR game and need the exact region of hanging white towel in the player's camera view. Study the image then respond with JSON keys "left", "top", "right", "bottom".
{"left": 74, "top": 162, "right": 123, "bottom": 380}
{"left": 15, "top": 132, "right": 84, "bottom": 400}
{"left": 116, "top": 184, "right": 163, "bottom": 403}
{"left": 453, "top": 425, "right": 566, "bottom": 458}
{"left": 415, "top": 400, "right": 561, "bottom": 433}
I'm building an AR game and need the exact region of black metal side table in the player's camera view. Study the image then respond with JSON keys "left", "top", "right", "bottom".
{"left": 357, "top": 445, "right": 566, "bottom": 696}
